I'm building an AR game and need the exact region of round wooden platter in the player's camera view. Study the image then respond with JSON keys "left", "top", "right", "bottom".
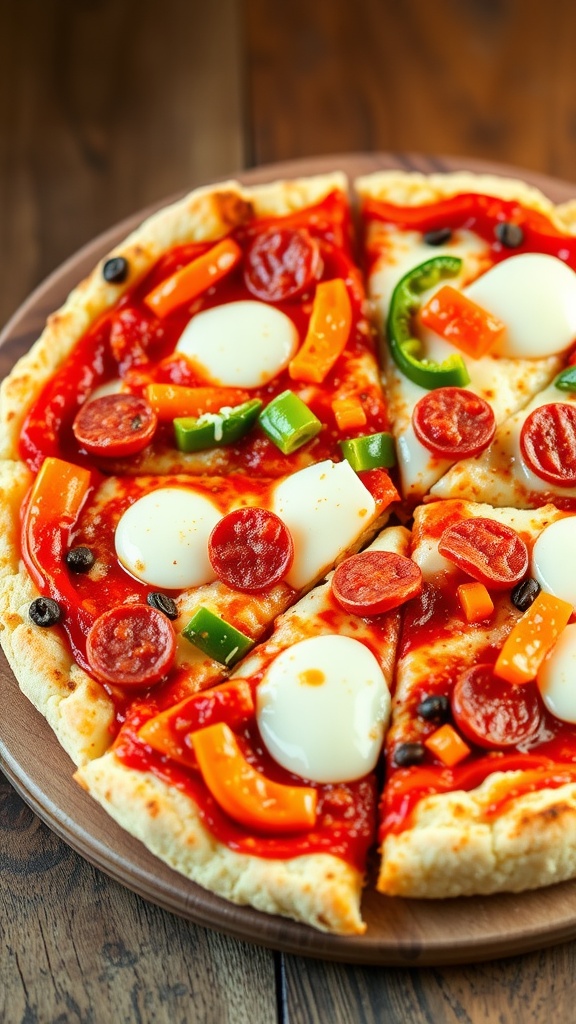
{"left": 4, "top": 152, "right": 576, "bottom": 966}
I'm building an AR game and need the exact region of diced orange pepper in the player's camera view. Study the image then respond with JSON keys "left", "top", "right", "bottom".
{"left": 23, "top": 457, "right": 92, "bottom": 588}
{"left": 424, "top": 724, "right": 471, "bottom": 767}
{"left": 494, "top": 591, "right": 573, "bottom": 686}
{"left": 420, "top": 284, "right": 506, "bottom": 358}
{"left": 144, "top": 237, "right": 242, "bottom": 317}
{"left": 332, "top": 395, "right": 367, "bottom": 431}
{"left": 145, "top": 383, "right": 250, "bottom": 421}
{"left": 457, "top": 581, "right": 495, "bottom": 623}
{"left": 191, "top": 722, "right": 317, "bottom": 832}
{"left": 288, "top": 278, "right": 352, "bottom": 384}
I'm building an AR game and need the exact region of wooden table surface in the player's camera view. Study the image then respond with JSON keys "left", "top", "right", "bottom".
{"left": 4, "top": 1, "right": 576, "bottom": 1020}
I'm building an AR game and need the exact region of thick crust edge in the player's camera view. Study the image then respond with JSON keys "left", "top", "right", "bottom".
{"left": 76, "top": 752, "right": 366, "bottom": 935}
{"left": 379, "top": 772, "right": 576, "bottom": 898}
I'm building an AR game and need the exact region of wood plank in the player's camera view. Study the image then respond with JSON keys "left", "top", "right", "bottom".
{"left": 245, "top": 0, "right": 576, "bottom": 183}
{"left": 0, "top": 774, "right": 277, "bottom": 1023}
{"left": 0, "top": 0, "right": 245, "bottom": 328}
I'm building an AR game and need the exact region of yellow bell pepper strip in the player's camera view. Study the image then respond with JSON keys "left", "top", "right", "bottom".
{"left": 457, "top": 582, "right": 495, "bottom": 623}
{"left": 424, "top": 723, "right": 471, "bottom": 767}
{"left": 288, "top": 278, "right": 352, "bottom": 384}
{"left": 419, "top": 284, "right": 506, "bottom": 359}
{"left": 494, "top": 591, "right": 573, "bottom": 685}
{"left": 182, "top": 607, "right": 254, "bottom": 667}
{"left": 258, "top": 390, "right": 322, "bottom": 454}
{"left": 137, "top": 679, "right": 254, "bottom": 770}
{"left": 386, "top": 256, "right": 470, "bottom": 389}
{"left": 144, "top": 237, "right": 242, "bottom": 318}
{"left": 339, "top": 431, "right": 396, "bottom": 471}
{"left": 21, "top": 457, "right": 95, "bottom": 666}
{"left": 331, "top": 395, "right": 367, "bottom": 431}
{"left": 145, "top": 383, "right": 250, "bottom": 421}
{"left": 191, "top": 721, "right": 318, "bottom": 833}
{"left": 173, "top": 399, "right": 263, "bottom": 453}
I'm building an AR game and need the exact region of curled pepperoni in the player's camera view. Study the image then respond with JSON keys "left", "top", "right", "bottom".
{"left": 520, "top": 403, "right": 576, "bottom": 487}
{"left": 72, "top": 394, "right": 157, "bottom": 457}
{"left": 452, "top": 664, "right": 542, "bottom": 749}
{"left": 412, "top": 387, "right": 496, "bottom": 459}
{"left": 243, "top": 227, "right": 322, "bottom": 302}
{"left": 208, "top": 507, "right": 294, "bottom": 592}
{"left": 331, "top": 550, "right": 423, "bottom": 616}
{"left": 86, "top": 604, "right": 176, "bottom": 687}
{"left": 438, "top": 517, "right": 528, "bottom": 591}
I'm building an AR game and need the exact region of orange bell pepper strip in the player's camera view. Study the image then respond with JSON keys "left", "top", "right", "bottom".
{"left": 145, "top": 383, "right": 251, "bottom": 421}
{"left": 331, "top": 395, "right": 367, "bottom": 431}
{"left": 457, "top": 582, "right": 495, "bottom": 623}
{"left": 138, "top": 680, "right": 254, "bottom": 771}
{"left": 494, "top": 591, "right": 573, "bottom": 686}
{"left": 191, "top": 722, "right": 318, "bottom": 833}
{"left": 144, "top": 237, "right": 242, "bottom": 318}
{"left": 22, "top": 457, "right": 92, "bottom": 591}
{"left": 288, "top": 278, "right": 352, "bottom": 384}
{"left": 419, "top": 284, "right": 506, "bottom": 358}
{"left": 424, "top": 723, "right": 471, "bottom": 767}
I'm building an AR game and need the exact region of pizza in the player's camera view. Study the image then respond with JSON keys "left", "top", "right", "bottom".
{"left": 5, "top": 167, "right": 576, "bottom": 937}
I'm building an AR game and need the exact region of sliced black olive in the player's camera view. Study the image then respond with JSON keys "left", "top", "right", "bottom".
{"left": 417, "top": 694, "right": 450, "bottom": 724}
{"left": 102, "top": 256, "right": 129, "bottom": 284}
{"left": 511, "top": 577, "right": 541, "bottom": 612}
{"left": 393, "top": 742, "right": 426, "bottom": 768}
{"left": 147, "top": 592, "right": 179, "bottom": 620}
{"left": 494, "top": 222, "right": 524, "bottom": 248}
{"left": 423, "top": 227, "right": 452, "bottom": 247}
{"left": 65, "top": 546, "right": 95, "bottom": 573}
{"left": 29, "top": 597, "right": 62, "bottom": 627}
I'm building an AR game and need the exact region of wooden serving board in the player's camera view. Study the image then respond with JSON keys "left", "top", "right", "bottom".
{"left": 3, "top": 153, "right": 576, "bottom": 966}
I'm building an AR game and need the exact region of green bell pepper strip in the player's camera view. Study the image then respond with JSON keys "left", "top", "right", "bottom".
{"left": 339, "top": 432, "right": 396, "bottom": 471}
{"left": 386, "top": 256, "right": 471, "bottom": 390}
{"left": 258, "top": 390, "right": 322, "bottom": 455}
{"left": 182, "top": 607, "right": 254, "bottom": 667}
{"left": 554, "top": 366, "right": 576, "bottom": 392}
{"left": 173, "top": 399, "right": 262, "bottom": 453}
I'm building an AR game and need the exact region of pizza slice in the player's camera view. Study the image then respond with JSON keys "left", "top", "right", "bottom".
{"left": 75, "top": 524, "right": 411, "bottom": 935}
{"left": 379, "top": 498, "right": 576, "bottom": 898}
{"left": 3, "top": 172, "right": 392, "bottom": 483}
{"left": 356, "top": 171, "right": 576, "bottom": 504}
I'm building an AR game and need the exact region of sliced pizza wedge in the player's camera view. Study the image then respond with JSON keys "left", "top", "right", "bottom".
{"left": 379, "top": 498, "right": 576, "bottom": 898}
{"left": 0, "top": 455, "right": 396, "bottom": 766}
{"left": 75, "top": 524, "right": 410, "bottom": 935}
{"left": 356, "top": 171, "right": 576, "bottom": 504}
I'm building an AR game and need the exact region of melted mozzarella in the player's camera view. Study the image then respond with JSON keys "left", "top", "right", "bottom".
{"left": 465, "top": 254, "right": 576, "bottom": 358}
{"left": 537, "top": 624, "right": 576, "bottom": 723}
{"left": 86, "top": 379, "right": 125, "bottom": 402}
{"left": 271, "top": 460, "right": 377, "bottom": 590}
{"left": 115, "top": 487, "right": 221, "bottom": 589}
{"left": 176, "top": 300, "right": 299, "bottom": 387}
{"left": 256, "top": 635, "right": 390, "bottom": 783}
{"left": 532, "top": 518, "right": 576, "bottom": 605}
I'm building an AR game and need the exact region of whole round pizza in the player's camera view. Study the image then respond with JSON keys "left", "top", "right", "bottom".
{"left": 4, "top": 167, "right": 576, "bottom": 937}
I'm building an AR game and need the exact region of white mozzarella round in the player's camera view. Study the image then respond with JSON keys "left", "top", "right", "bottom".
{"left": 537, "top": 623, "right": 576, "bottom": 723}
{"left": 465, "top": 254, "right": 576, "bottom": 358}
{"left": 115, "top": 487, "right": 221, "bottom": 589}
{"left": 531, "top": 517, "right": 576, "bottom": 605}
{"left": 256, "top": 635, "right": 390, "bottom": 783}
{"left": 271, "top": 460, "right": 377, "bottom": 591}
{"left": 176, "top": 300, "right": 299, "bottom": 388}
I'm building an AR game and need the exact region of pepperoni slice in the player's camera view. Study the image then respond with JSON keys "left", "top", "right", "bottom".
{"left": 451, "top": 664, "right": 542, "bottom": 749}
{"left": 86, "top": 604, "right": 176, "bottom": 687}
{"left": 331, "top": 550, "right": 423, "bottom": 617}
{"left": 412, "top": 387, "right": 496, "bottom": 459}
{"left": 72, "top": 394, "right": 158, "bottom": 457}
{"left": 520, "top": 403, "right": 576, "bottom": 487}
{"left": 208, "top": 507, "right": 294, "bottom": 592}
{"left": 244, "top": 228, "right": 322, "bottom": 302}
{"left": 438, "top": 517, "right": 528, "bottom": 590}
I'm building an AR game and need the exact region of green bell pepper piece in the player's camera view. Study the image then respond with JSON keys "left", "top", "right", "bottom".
{"left": 182, "top": 607, "right": 254, "bottom": 667}
{"left": 339, "top": 432, "right": 396, "bottom": 471}
{"left": 174, "top": 399, "right": 262, "bottom": 453}
{"left": 554, "top": 366, "right": 576, "bottom": 392}
{"left": 258, "top": 390, "right": 322, "bottom": 455}
{"left": 386, "top": 256, "right": 471, "bottom": 390}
